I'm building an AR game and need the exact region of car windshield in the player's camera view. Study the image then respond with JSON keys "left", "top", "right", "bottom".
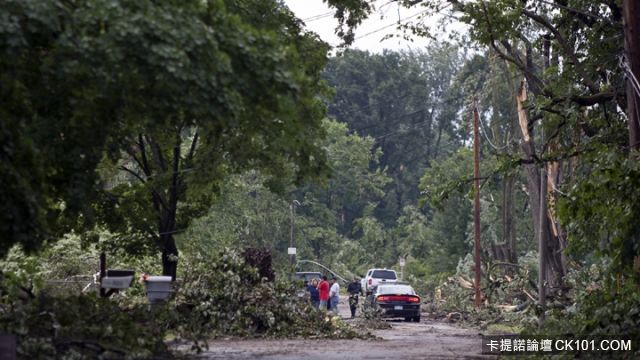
{"left": 371, "top": 270, "right": 397, "bottom": 279}
{"left": 377, "top": 285, "right": 415, "bottom": 295}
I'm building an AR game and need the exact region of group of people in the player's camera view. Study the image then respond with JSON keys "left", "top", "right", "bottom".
{"left": 306, "top": 276, "right": 362, "bottom": 318}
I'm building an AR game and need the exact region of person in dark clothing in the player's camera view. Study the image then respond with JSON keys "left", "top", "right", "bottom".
{"left": 347, "top": 277, "right": 362, "bottom": 318}
{"left": 308, "top": 278, "right": 320, "bottom": 308}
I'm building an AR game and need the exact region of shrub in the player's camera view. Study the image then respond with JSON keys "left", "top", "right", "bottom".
{"left": 171, "top": 248, "right": 364, "bottom": 350}
{"left": 0, "top": 274, "right": 171, "bottom": 359}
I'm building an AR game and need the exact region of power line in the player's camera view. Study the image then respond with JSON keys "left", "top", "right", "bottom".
{"left": 374, "top": 116, "right": 433, "bottom": 140}
{"left": 354, "top": 9, "right": 428, "bottom": 41}
{"left": 475, "top": 104, "right": 511, "bottom": 151}
{"left": 303, "top": 0, "right": 392, "bottom": 23}
{"left": 534, "top": 0, "right": 609, "bottom": 21}
{"left": 342, "top": 95, "right": 461, "bottom": 134}
{"left": 302, "top": 11, "right": 334, "bottom": 22}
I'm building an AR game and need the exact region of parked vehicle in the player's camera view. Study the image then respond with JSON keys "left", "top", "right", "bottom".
{"left": 361, "top": 268, "right": 398, "bottom": 295}
{"left": 368, "top": 283, "right": 421, "bottom": 322}
{"left": 294, "top": 271, "right": 322, "bottom": 283}
{"left": 294, "top": 272, "right": 322, "bottom": 299}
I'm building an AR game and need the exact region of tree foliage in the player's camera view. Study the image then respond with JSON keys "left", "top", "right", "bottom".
{"left": 181, "top": 118, "right": 390, "bottom": 270}
{"left": 0, "top": 0, "right": 334, "bottom": 280}
{"left": 322, "top": 0, "right": 639, "bottom": 335}
{"left": 324, "top": 45, "right": 464, "bottom": 226}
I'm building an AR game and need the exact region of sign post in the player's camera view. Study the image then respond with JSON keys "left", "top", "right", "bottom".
{"left": 288, "top": 247, "right": 297, "bottom": 274}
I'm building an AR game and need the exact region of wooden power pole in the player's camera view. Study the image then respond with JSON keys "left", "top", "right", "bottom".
{"left": 473, "top": 101, "right": 482, "bottom": 308}
{"left": 538, "top": 135, "right": 547, "bottom": 325}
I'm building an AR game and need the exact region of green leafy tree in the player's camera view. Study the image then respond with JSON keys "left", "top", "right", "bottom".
{"left": 417, "top": 149, "right": 473, "bottom": 273}
{"left": 84, "top": 0, "right": 331, "bottom": 279}
{"left": 181, "top": 118, "right": 389, "bottom": 271}
{"left": 296, "top": 119, "right": 390, "bottom": 235}
{"left": 323, "top": 45, "right": 464, "bottom": 226}
{"left": 324, "top": 0, "right": 640, "bottom": 336}
{"left": 0, "top": 0, "right": 127, "bottom": 258}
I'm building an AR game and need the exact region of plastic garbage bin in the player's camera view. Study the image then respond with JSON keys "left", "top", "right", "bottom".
{"left": 144, "top": 276, "right": 173, "bottom": 304}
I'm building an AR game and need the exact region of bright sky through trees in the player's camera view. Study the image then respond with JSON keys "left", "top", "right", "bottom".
{"left": 284, "top": 0, "right": 430, "bottom": 52}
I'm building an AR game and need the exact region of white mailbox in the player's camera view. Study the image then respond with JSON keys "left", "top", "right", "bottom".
{"left": 144, "top": 276, "right": 173, "bottom": 303}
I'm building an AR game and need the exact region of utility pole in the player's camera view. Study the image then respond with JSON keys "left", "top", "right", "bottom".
{"left": 538, "top": 147, "right": 547, "bottom": 326}
{"left": 289, "top": 200, "right": 300, "bottom": 271}
{"left": 473, "top": 101, "right": 482, "bottom": 309}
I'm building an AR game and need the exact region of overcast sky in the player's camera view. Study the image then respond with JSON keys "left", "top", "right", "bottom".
{"left": 284, "top": 0, "right": 438, "bottom": 53}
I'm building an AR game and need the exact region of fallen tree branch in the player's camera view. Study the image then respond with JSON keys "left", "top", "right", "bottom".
{"left": 522, "top": 288, "right": 537, "bottom": 302}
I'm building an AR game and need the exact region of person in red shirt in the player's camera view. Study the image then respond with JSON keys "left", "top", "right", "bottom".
{"left": 317, "top": 275, "right": 330, "bottom": 310}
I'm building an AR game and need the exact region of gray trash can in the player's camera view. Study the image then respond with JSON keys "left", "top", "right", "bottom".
{"left": 144, "top": 276, "right": 173, "bottom": 304}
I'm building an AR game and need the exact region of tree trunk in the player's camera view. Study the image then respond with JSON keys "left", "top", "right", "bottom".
{"left": 624, "top": 0, "right": 640, "bottom": 150}
{"left": 517, "top": 82, "right": 566, "bottom": 290}
{"left": 623, "top": 0, "right": 640, "bottom": 273}
{"left": 160, "top": 131, "right": 182, "bottom": 281}
{"left": 502, "top": 174, "right": 516, "bottom": 264}
{"left": 546, "top": 143, "right": 568, "bottom": 275}
{"left": 162, "top": 234, "right": 178, "bottom": 280}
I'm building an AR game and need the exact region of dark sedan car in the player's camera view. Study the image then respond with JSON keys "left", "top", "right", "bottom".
{"left": 369, "top": 283, "right": 421, "bottom": 322}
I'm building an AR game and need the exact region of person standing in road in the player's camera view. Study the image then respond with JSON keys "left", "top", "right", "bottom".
{"left": 308, "top": 278, "right": 320, "bottom": 308}
{"left": 347, "top": 277, "right": 362, "bottom": 318}
{"left": 317, "top": 276, "right": 330, "bottom": 310}
{"left": 329, "top": 277, "right": 340, "bottom": 314}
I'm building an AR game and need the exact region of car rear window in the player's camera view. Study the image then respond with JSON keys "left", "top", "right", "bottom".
{"left": 378, "top": 285, "right": 415, "bottom": 295}
{"left": 295, "top": 273, "right": 321, "bottom": 281}
{"left": 371, "top": 270, "right": 397, "bottom": 279}
{"left": 304, "top": 274, "right": 321, "bottom": 281}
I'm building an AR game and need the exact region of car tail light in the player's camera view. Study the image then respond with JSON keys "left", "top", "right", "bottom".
{"left": 376, "top": 295, "right": 421, "bottom": 303}
{"left": 368, "top": 278, "right": 372, "bottom": 285}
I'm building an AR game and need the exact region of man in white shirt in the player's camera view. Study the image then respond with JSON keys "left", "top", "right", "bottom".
{"left": 329, "top": 277, "right": 340, "bottom": 314}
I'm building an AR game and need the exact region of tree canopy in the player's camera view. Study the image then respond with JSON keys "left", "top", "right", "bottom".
{"left": 0, "top": 0, "right": 332, "bottom": 278}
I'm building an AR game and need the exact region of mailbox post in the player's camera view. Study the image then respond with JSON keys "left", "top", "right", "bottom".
{"left": 99, "top": 253, "right": 134, "bottom": 297}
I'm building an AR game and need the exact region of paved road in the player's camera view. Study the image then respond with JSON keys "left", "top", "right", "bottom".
{"left": 188, "top": 298, "right": 494, "bottom": 360}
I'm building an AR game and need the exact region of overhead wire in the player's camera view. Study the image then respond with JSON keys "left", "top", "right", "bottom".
{"left": 302, "top": 11, "right": 334, "bottom": 22}
{"left": 475, "top": 103, "right": 511, "bottom": 151}
{"left": 534, "top": 0, "right": 609, "bottom": 22}
{"left": 354, "top": 9, "right": 429, "bottom": 41}
{"left": 374, "top": 115, "right": 436, "bottom": 140}
{"left": 302, "top": 0, "right": 394, "bottom": 24}
{"left": 344, "top": 95, "right": 462, "bottom": 135}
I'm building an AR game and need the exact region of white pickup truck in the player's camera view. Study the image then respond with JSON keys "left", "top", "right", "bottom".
{"left": 361, "top": 268, "right": 398, "bottom": 295}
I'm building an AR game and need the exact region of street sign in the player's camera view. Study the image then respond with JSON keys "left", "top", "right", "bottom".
{"left": 399, "top": 257, "right": 406, "bottom": 267}
{"left": 287, "top": 247, "right": 297, "bottom": 255}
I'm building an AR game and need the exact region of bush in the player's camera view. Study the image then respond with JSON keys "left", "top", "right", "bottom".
{"left": 172, "top": 248, "right": 365, "bottom": 350}
{"left": 0, "top": 274, "right": 172, "bottom": 359}
{"left": 0, "top": 241, "right": 369, "bottom": 358}
{"left": 534, "top": 263, "right": 640, "bottom": 344}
